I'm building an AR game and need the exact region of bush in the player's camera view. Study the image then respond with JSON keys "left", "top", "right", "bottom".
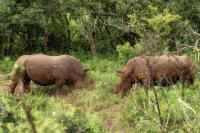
{"left": 116, "top": 42, "right": 142, "bottom": 61}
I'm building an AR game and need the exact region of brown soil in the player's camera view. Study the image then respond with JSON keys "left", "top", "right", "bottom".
{"left": 99, "top": 104, "right": 124, "bottom": 133}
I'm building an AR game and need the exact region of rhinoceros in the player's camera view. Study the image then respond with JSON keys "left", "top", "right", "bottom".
{"left": 115, "top": 55, "right": 196, "bottom": 95}
{"left": 7, "top": 54, "right": 90, "bottom": 95}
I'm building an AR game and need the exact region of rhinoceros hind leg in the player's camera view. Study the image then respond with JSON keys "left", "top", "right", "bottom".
{"left": 23, "top": 75, "right": 31, "bottom": 92}
{"left": 7, "top": 80, "right": 18, "bottom": 94}
{"left": 55, "top": 79, "right": 65, "bottom": 96}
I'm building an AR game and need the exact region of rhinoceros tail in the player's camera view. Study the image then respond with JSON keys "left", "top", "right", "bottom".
{"left": 7, "top": 55, "right": 29, "bottom": 94}
{"left": 12, "top": 63, "right": 26, "bottom": 80}
{"left": 12, "top": 55, "right": 29, "bottom": 80}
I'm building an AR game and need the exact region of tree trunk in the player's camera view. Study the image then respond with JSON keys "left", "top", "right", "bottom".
{"left": 83, "top": 29, "right": 97, "bottom": 57}
{"left": 64, "top": 15, "right": 71, "bottom": 50}
{"left": 44, "top": 28, "right": 49, "bottom": 55}
{"left": 9, "top": 24, "right": 17, "bottom": 56}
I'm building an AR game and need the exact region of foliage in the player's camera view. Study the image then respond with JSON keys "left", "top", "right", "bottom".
{"left": 0, "top": 0, "right": 199, "bottom": 56}
{"left": 147, "top": 12, "right": 181, "bottom": 36}
{"left": 116, "top": 42, "right": 142, "bottom": 61}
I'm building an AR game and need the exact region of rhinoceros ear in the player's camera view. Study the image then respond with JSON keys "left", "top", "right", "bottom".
{"left": 116, "top": 69, "right": 123, "bottom": 74}
{"left": 83, "top": 68, "right": 90, "bottom": 73}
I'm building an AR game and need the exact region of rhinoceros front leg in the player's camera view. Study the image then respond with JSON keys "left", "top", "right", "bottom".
{"left": 55, "top": 79, "right": 65, "bottom": 96}
{"left": 139, "top": 71, "right": 154, "bottom": 97}
{"left": 141, "top": 78, "right": 153, "bottom": 89}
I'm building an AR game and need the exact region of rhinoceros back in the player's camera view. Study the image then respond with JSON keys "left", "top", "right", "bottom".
{"left": 25, "top": 54, "right": 65, "bottom": 85}
{"left": 25, "top": 54, "right": 84, "bottom": 86}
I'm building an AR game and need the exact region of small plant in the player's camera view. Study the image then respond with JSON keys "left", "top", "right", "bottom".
{"left": 60, "top": 109, "right": 108, "bottom": 133}
{"left": 116, "top": 42, "right": 142, "bottom": 61}
{"left": 0, "top": 57, "right": 14, "bottom": 73}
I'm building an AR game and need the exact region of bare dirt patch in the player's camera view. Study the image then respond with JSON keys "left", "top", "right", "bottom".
{"left": 99, "top": 104, "right": 124, "bottom": 133}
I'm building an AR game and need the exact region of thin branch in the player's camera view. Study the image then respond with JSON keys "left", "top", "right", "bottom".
{"left": 23, "top": 103, "right": 37, "bottom": 133}
{"left": 144, "top": 57, "right": 163, "bottom": 132}
{"left": 177, "top": 98, "right": 197, "bottom": 115}
{"left": 15, "top": 67, "right": 37, "bottom": 133}
{"left": 191, "top": 30, "right": 200, "bottom": 36}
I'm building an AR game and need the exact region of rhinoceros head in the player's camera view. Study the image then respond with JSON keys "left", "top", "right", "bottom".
{"left": 114, "top": 69, "right": 133, "bottom": 95}
{"left": 74, "top": 68, "right": 92, "bottom": 89}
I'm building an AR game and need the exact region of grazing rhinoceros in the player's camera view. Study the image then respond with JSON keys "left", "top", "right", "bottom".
{"left": 115, "top": 55, "right": 196, "bottom": 95}
{"left": 7, "top": 54, "right": 90, "bottom": 95}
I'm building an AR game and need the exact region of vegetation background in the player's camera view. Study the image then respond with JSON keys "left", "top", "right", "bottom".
{"left": 0, "top": 0, "right": 200, "bottom": 132}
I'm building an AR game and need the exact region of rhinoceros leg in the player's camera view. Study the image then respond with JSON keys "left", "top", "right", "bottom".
{"left": 140, "top": 71, "right": 153, "bottom": 97}
{"left": 182, "top": 74, "right": 195, "bottom": 85}
{"left": 7, "top": 80, "right": 18, "bottom": 94}
{"left": 138, "top": 70, "right": 153, "bottom": 89}
{"left": 23, "top": 75, "right": 31, "bottom": 92}
{"left": 55, "top": 79, "right": 65, "bottom": 95}
{"left": 141, "top": 78, "right": 153, "bottom": 89}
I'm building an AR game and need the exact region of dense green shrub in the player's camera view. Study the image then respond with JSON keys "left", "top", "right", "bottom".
{"left": 116, "top": 42, "right": 142, "bottom": 61}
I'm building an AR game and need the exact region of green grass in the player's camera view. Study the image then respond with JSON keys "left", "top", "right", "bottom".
{"left": 0, "top": 53, "right": 200, "bottom": 133}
